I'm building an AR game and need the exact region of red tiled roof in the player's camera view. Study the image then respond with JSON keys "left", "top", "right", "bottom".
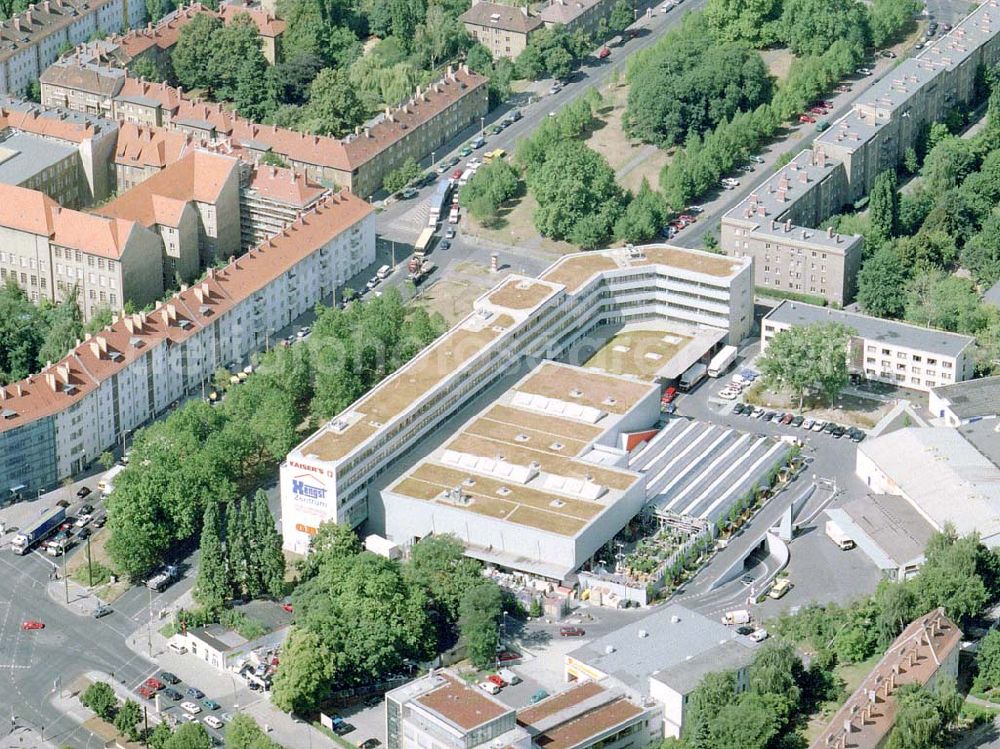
{"left": 1, "top": 106, "right": 105, "bottom": 143}
{"left": 246, "top": 164, "right": 327, "bottom": 206}
{"left": 218, "top": 2, "right": 286, "bottom": 37}
{"left": 98, "top": 150, "right": 240, "bottom": 227}
{"left": 0, "top": 191, "right": 372, "bottom": 430}
{"left": 115, "top": 123, "right": 203, "bottom": 170}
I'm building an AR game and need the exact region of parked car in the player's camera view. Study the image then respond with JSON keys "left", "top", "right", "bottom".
{"left": 780, "top": 413, "right": 794, "bottom": 425}
{"left": 823, "top": 422, "right": 838, "bottom": 435}
{"left": 718, "top": 388, "right": 739, "bottom": 400}
{"left": 815, "top": 120, "right": 831, "bottom": 132}
{"left": 739, "top": 574, "right": 754, "bottom": 586}
{"left": 811, "top": 420, "right": 827, "bottom": 432}
{"left": 748, "top": 629, "right": 769, "bottom": 643}
{"left": 76, "top": 486, "right": 92, "bottom": 498}
{"left": 479, "top": 681, "right": 501, "bottom": 695}
{"left": 202, "top": 699, "right": 221, "bottom": 711}
{"left": 77, "top": 527, "right": 91, "bottom": 540}
{"left": 856, "top": 67, "right": 873, "bottom": 76}
{"left": 732, "top": 403, "right": 746, "bottom": 415}
{"left": 791, "top": 415, "right": 804, "bottom": 428}
{"left": 835, "top": 84, "right": 852, "bottom": 93}
{"left": 458, "top": 146, "right": 472, "bottom": 157}
{"left": 530, "top": 690, "right": 550, "bottom": 704}
{"left": 832, "top": 425, "right": 847, "bottom": 438}
{"left": 597, "top": 46, "right": 610, "bottom": 59}
{"left": 163, "top": 688, "right": 182, "bottom": 701}
{"left": 21, "top": 620, "right": 44, "bottom": 631}
{"left": 560, "top": 626, "right": 585, "bottom": 637}
{"left": 439, "top": 240, "right": 452, "bottom": 251}
{"left": 137, "top": 685, "right": 155, "bottom": 700}
{"left": 186, "top": 687, "right": 205, "bottom": 700}
{"left": 763, "top": 411, "right": 777, "bottom": 422}
{"left": 487, "top": 674, "right": 506, "bottom": 687}
{"left": 735, "top": 625, "right": 754, "bottom": 636}
{"left": 880, "top": 49, "right": 897, "bottom": 58}
{"left": 181, "top": 702, "right": 202, "bottom": 714}
{"left": 360, "top": 740, "right": 381, "bottom": 749}
{"left": 751, "top": 407, "right": 765, "bottom": 419}
{"left": 204, "top": 716, "right": 224, "bottom": 730}
{"left": 145, "top": 677, "right": 164, "bottom": 691}
{"left": 334, "top": 723, "right": 355, "bottom": 736}
{"left": 802, "top": 418, "right": 815, "bottom": 431}
{"left": 799, "top": 114, "right": 815, "bottom": 123}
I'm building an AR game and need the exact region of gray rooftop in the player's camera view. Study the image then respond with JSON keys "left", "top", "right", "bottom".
{"left": 650, "top": 638, "right": 756, "bottom": 696}
{"left": 985, "top": 279, "right": 1000, "bottom": 309}
{"left": 1, "top": 97, "right": 117, "bottom": 131}
{"left": 566, "top": 604, "right": 736, "bottom": 694}
{"left": 0, "top": 132, "right": 75, "bottom": 186}
{"left": 960, "top": 418, "right": 1000, "bottom": 468}
{"left": 931, "top": 376, "right": 1000, "bottom": 421}
{"left": 764, "top": 300, "right": 975, "bottom": 357}
{"left": 724, "top": 149, "right": 861, "bottom": 252}
{"left": 834, "top": 494, "right": 934, "bottom": 571}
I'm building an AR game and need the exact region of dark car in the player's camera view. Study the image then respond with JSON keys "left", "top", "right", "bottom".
{"left": 186, "top": 687, "right": 205, "bottom": 700}
{"left": 739, "top": 574, "right": 754, "bottom": 586}
{"left": 732, "top": 403, "right": 745, "bottom": 415}
{"left": 791, "top": 415, "right": 804, "bottom": 427}
{"left": 438, "top": 240, "right": 451, "bottom": 251}
{"left": 76, "top": 486, "right": 92, "bottom": 499}
{"left": 831, "top": 425, "right": 847, "bottom": 438}
{"left": 736, "top": 625, "right": 754, "bottom": 636}
{"left": 763, "top": 411, "right": 777, "bottom": 422}
{"left": 160, "top": 672, "right": 180, "bottom": 685}
{"left": 823, "top": 422, "right": 838, "bottom": 434}
{"left": 93, "top": 515, "right": 107, "bottom": 528}
{"left": 79, "top": 503, "right": 94, "bottom": 515}
{"left": 164, "top": 688, "right": 182, "bottom": 701}
{"left": 93, "top": 604, "right": 112, "bottom": 618}
{"left": 77, "top": 527, "right": 91, "bottom": 540}
{"left": 850, "top": 428, "right": 866, "bottom": 443}
{"left": 333, "top": 723, "right": 355, "bottom": 736}
{"left": 361, "top": 740, "right": 382, "bottom": 749}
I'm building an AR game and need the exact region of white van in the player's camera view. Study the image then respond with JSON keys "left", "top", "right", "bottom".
{"left": 497, "top": 668, "right": 521, "bottom": 685}
{"left": 478, "top": 681, "right": 500, "bottom": 695}
{"left": 377, "top": 264, "right": 392, "bottom": 280}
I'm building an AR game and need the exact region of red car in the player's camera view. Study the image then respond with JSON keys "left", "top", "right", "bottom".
{"left": 281, "top": 603, "right": 294, "bottom": 613}
{"left": 136, "top": 685, "right": 155, "bottom": 700}
{"left": 21, "top": 620, "right": 44, "bottom": 631}
{"left": 661, "top": 386, "right": 677, "bottom": 404}
{"left": 822, "top": 100, "right": 835, "bottom": 108}
{"left": 560, "top": 626, "right": 585, "bottom": 637}
{"left": 487, "top": 674, "right": 506, "bottom": 687}
{"left": 451, "top": 169, "right": 463, "bottom": 180}
{"left": 597, "top": 47, "right": 611, "bottom": 59}
{"left": 144, "top": 677, "right": 164, "bottom": 691}
{"left": 809, "top": 106, "right": 826, "bottom": 115}
{"left": 678, "top": 213, "right": 696, "bottom": 223}
{"left": 799, "top": 114, "right": 815, "bottom": 124}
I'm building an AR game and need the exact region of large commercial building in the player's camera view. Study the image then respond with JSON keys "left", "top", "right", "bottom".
{"left": 761, "top": 300, "right": 976, "bottom": 392}
{"left": 565, "top": 604, "right": 757, "bottom": 739}
{"left": 856, "top": 421, "right": 1000, "bottom": 546}
{"left": 0, "top": 191, "right": 373, "bottom": 498}
{"left": 810, "top": 609, "right": 960, "bottom": 749}
{"left": 460, "top": 1, "right": 543, "bottom": 59}
{"left": 280, "top": 244, "right": 752, "bottom": 556}
{"left": 723, "top": 0, "right": 1000, "bottom": 305}
{"left": 381, "top": 363, "right": 658, "bottom": 580}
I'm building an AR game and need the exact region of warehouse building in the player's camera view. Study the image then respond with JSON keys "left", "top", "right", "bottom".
{"left": 929, "top": 375, "right": 1000, "bottom": 426}
{"left": 280, "top": 244, "right": 752, "bottom": 551}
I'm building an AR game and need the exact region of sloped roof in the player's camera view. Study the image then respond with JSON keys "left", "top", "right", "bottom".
{"left": 460, "top": 2, "right": 543, "bottom": 33}
{"left": 115, "top": 122, "right": 202, "bottom": 169}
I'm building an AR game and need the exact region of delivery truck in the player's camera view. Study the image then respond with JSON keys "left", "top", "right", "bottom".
{"left": 825, "top": 520, "right": 855, "bottom": 550}
{"left": 721, "top": 609, "right": 751, "bottom": 625}
{"left": 708, "top": 345, "right": 738, "bottom": 377}
{"left": 12, "top": 506, "right": 66, "bottom": 555}
{"left": 679, "top": 362, "right": 708, "bottom": 391}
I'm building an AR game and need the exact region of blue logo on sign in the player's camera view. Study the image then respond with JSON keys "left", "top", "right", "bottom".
{"left": 292, "top": 479, "right": 326, "bottom": 500}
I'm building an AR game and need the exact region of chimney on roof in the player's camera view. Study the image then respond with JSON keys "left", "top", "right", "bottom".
{"left": 784, "top": 219, "right": 791, "bottom": 233}
{"left": 44, "top": 372, "right": 57, "bottom": 392}
{"left": 15, "top": 384, "right": 22, "bottom": 397}
{"left": 13, "top": 17, "right": 20, "bottom": 30}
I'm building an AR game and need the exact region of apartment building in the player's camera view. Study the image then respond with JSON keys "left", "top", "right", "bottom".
{"left": 539, "top": 0, "right": 619, "bottom": 36}
{"left": 761, "top": 300, "right": 976, "bottom": 392}
{"left": 113, "top": 122, "right": 205, "bottom": 190}
{"left": 0, "top": 183, "right": 162, "bottom": 321}
{"left": 239, "top": 162, "right": 327, "bottom": 248}
{"left": 810, "top": 609, "right": 960, "bottom": 749}
{"left": 380, "top": 362, "right": 658, "bottom": 580}
{"left": 460, "top": 1, "right": 543, "bottom": 59}
{"left": 280, "top": 244, "right": 752, "bottom": 548}
{"left": 0, "top": 0, "right": 144, "bottom": 98}
{"left": 723, "top": 1, "right": 1000, "bottom": 305}
{"left": 97, "top": 149, "right": 241, "bottom": 283}
{"left": 721, "top": 149, "right": 863, "bottom": 306}
{"left": 0, "top": 191, "right": 374, "bottom": 496}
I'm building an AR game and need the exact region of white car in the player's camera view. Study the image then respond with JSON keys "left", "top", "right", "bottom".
{"left": 811, "top": 421, "right": 826, "bottom": 432}
{"left": 466, "top": 158, "right": 481, "bottom": 169}
{"left": 718, "top": 389, "right": 739, "bottom": 400}
{"left": 751, "top": 407, "right": 765, "bottom": 419}
{"left": 748, "top": 628, "right": 769, "bottom": 643}
{"left": 181, "top": 702, "right": 202, "bottom": 714}
{"left": 75, "top": 514, "right": 92, "bottom": 527}
{"left": 204, "top": 716, "right": 223, "bottom": 729}
{"left": 182, "top": 713, "right": 198, "bottom": 723}
{"left": 801, "top": 418, "right": 815, "bottom": 430}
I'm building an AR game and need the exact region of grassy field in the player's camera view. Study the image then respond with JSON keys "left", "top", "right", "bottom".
{"left": 801, "top": 654, "right": 881, "bottom": 744}
{"left": 65, "top": 527, "right": 129, "bottom": 602}
{"left": 760, "top": 48, "right": 795, "bottom": 83}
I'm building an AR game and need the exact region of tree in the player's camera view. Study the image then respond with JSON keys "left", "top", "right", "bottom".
{"left": 614, "top": 178, "right": 668, "bottom": 243}
{"left": 704, "top": 0, "right": 781, "bottom": 45}
{"left": 514, "top": 43, "right": 545, "bottom": 81}
{"left": 869, "top": 170, "right": 900, "bottom": 251}
{"left": 977, "top": 629, "right": 1000, "bottom": 691}
{"left": 708, "top": 692, "right": 784, "bottom": 749}
{"left": 249, "top": 489, "right": 286, "bottom": 598}
{"left": 226, "top": 497, "right": 250, "bottom": 597}
{"left": 224, "top": 714, "right": 281, "bottom": 749}
{"left": 300, "top": 68, "right": 365, "bottom": 137}
{"left": 209, "top": 14, "right": 274, "bottom": 118}
{"left": 0, "top": 278, "right": 45, "bottom": 384}
{"left": 299, "top": 521, "right": 361, "bottom": 580}
{"left": 904, "top": 271, "right": 987, "bottom": 334}
{"left": 270, "top": 628, "right": 334, "bottom": 713}
{"left": 145, "top": 0, "right": 165, "bottom": 22}
{"left": 413, "top": 5, "right": 466, "bottom": 69}
{"left": 921, "top": 136, "right": 980, "bottom": 193}
{"left": 383, "top": 157, "right": 423, "bottom": 194}
{"left": 608, "top": 0, "right": 633, "bottom": 35}
{"left": 164, "top": 722, "right": 213, "bottom": 749}
{"left": 757, "top": 322, "right": 853, "bottom": 408}
{"left": 99, "top": 451, "right": 116, "bottom": 471}
{"left": 147, "top": 722, "right": 174, "bottom": 749}
{"left": 886, "top": 684, "right": 950, "bottom": 749}
{"left": 406, "top": 534, "right": 483, "bottom": 622}
{"left": 461, "top": 158, "right": 520, "bottom": 226}
{"left": 38, "top": 296, "right": 83, "bottom": 368}
{"left": 172, "top": 14, "right": 223, "bottom": 90}
{"left": 780, "top": 0, "right": 871, "bottom": 57}
{"left": 194, "top": 501, "right": 230, "bottom": 611}
{"left": 529, "top": 140, "right": 625, "bottom": 248}
{"left": 869, "top": 0, "right": 920, "bottom": 48}
{"left": 858, "top": 247, "right": 908, "bottom": 318}
{"left": 114, "top": 699, "right": 142, "bottom": 742}
{"left": 459, "top": 581, "right": 503, "bottom": 669}
{"left": 683, "top": 671, "right": 738, "bottom": 749}
{"left": 962, "top": 209, "right": 1000, "bottom": 287}
{"left": 81, "top": 682, "right": 117, "bottom": 721}
{"left": 914, "top": 526, "right": 989, "bottom": 624}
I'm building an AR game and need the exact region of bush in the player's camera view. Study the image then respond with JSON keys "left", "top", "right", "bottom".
{"left": 81, "top": 682, "right": 117, "bottom": 722}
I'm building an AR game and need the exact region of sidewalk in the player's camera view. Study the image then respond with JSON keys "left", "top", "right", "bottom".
{"left": 0, "top": 726, "right": 55, "bottom": 749}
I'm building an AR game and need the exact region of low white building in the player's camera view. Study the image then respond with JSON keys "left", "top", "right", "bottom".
{"left": 762, "top": 301, "right": 976, "bottom": 392}
{"left": 929, "top": 375, "right": 1000, "bottom": 426}
{"left": 380, "top": 362, "right": 659, "bottom": 581}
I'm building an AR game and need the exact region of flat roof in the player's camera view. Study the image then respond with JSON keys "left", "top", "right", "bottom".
{"left": 0, "top": 132, "right": 75, "bottom": 186}
{"left": 531, "top": 698, "right": 643, "bottom": 749}
{"left": 488, "top": 278, "right": 559, "bottom": 309}
{"left": 566, "top": 604, "right": 737, "bottom": 693}
{"left": 413, "top": 673, "right": 511, "bottom": 731}
{"left": 859, "top": 427, "right": 1000, "bottom": 545}
{"left": 931, "top": 376, "right": 1000, "bottom": 420}
{"left": 765, "top": 300, "right": 974, "bottom": 357}
{"left": 385, "top": 362, "right": 650, "bottom": 538}
{"left": 651, "top": 638, "right": 756, "bottom": 696}
{"left": 518, "top": 682, "right": 606, "bottom": 725}
{"left": 583, "top": 327, "right": 693, "bottom": 380}
{"left": 833, "top": 494, "right": 934, "bottom": 570}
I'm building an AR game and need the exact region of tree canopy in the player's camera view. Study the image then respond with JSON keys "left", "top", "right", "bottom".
{"left": 757, "top": 322, "right": 853, "bottom": 408}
